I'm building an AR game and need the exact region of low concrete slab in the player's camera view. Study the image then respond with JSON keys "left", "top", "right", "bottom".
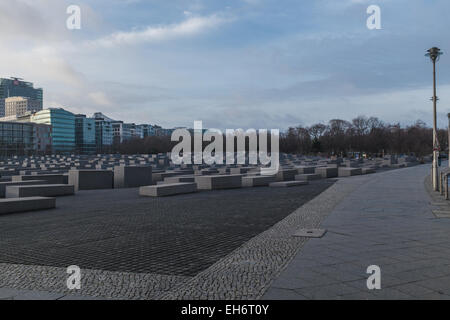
{"left": 5, "top": 184, "right": 75, "bottom": 198}
{"left": 276, "top": 169, "right": 298, "bottom": 182}
{"left": 0, "top": 197, "right": 56, "bottom": 215}
{"left": 230, "top": 167, "right": 252, "bottom": 175}
{"left": 0, "top": 180, "right": 47, "bottom": 198}
{"left": 269, "top": 181, "right": 309, "bottom": 188}
{"left": 338, "top": 167, "right": 362, "bottom": 177}
{"left": 295, "top": 174, "right": 322, "bottom": 182}
{"left": 195, "top": 174, "right": 243, "bottom": 190}
{"left": 139, "top": 183, "right": 197, "bottom": 197}
{"left": 362, "top": 167, "right": 376, "bottom": 174}
{"left": 242, "top": 175, "right": 276, "bottom": 187}
{"left": 295, "top": 166, "right": 316, "bottom": 174}
{"left": 315, "top": 167, "right": 338, "bottom": 178}
{"left": 12, "top": 174, "right": 67, "bottom": 184}
{"left": 163, "top": 176, "right": 195, "bottom": 184}
{"left": 152, "top": 171, "right": 178, "bottom": 182}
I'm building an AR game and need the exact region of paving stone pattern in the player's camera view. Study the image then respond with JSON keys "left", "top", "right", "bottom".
{"left": 263, "top": 164, "right": 450, "bottom": 300}
{"left": 0, "top": 182, "right": 333, "bottom": 276}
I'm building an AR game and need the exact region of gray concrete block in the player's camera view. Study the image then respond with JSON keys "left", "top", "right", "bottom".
{"left": 0, "top": 180, "right": 48, "bottom": 198}
{"left": 152, "top": 171, "right": 178, "bottom": 182}
{"left": 5, "top": 184, "right": 75, "bottom": 198}
{"left": 295, "top": 174, "right": 322, "bottom": 181}
{"left": 114, "top": 165, "right": 152, "bottom": 188}
{"left": 295, "top": 166, "right": 316, "bottom": 174}
{"left": 13, "top": 174, "right": 67, "bottom": 184}
{"left": 230, "top": 167, "right": 252, "bottom": 175}
{"left": 362, "top": 167, "right": 376, "bottom": 174}
{"left": 68, "top": 170, "right": 113, "bottom": 191}
{"left": 276, "top": 169, "right": 298, "bottom": 181}
{"left": 163, "top": 176, "right": 195, "bottom": 184}
{"left": 242, "top": 175, "right": 276, "bottom": 187}
{"left": 195, "top": 174, "right": 243, "bottom": 190}
{"left": 0, "top": 197, "right": 56, "bottom": 215}
{"left": 139, "top": 183, "right": 197, "bottom": 197}
{"left": 315, "top": 167, "right": 338, "bottom": 178}
{"left": 269, "top": 181, "right": 309, "bottom": 187}
{"left": 338, "top": 167, "right": 362, "bottom": 177}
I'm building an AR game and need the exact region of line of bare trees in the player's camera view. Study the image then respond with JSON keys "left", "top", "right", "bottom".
{"left": 111, "top": 116, "right": 448, "bottom": 157}
{"left": 280, "top": 116, "right": 448, "bottom": 157}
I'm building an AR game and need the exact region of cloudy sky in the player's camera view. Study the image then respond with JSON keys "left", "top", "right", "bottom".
{"left": 1, "top": 0, "right": 449, "bottom": 129}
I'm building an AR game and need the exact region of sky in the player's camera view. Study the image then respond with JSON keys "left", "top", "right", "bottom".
{"left": 1, "top": 0, "right": 450, "bottom": 130}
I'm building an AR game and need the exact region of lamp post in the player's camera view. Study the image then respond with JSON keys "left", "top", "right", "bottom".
{"left": 448, "top": 113, "right": 450, "bottom": 167}
{"left": 426, "top": 47, "right": 443, "bottom": 191}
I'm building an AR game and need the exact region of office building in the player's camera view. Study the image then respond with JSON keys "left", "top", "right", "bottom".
{"left": 0, "top": 78, "right": 43, "bottom": 117}
{"left": 0, "top": 121, "right": 50, "bottom": 157}
{"left": 75, "top": 114, "right": 96, "bottom": 154}
{"left": 33, "top": 123, "right": 52, "bottom": 154}
{"left": 155, "top": 126, "right": 174, "bottom": 136}
{"left": 5, "top": 96, "right": 42, "bottom": 117}
{"left": 112, "top": 121, "right": 134, "bottom": 144}
{"left": 31, "top": 108, "right": 75, "bottom": 154}
{"left": 93, "top": 112, "right": 113, "bottom": 152}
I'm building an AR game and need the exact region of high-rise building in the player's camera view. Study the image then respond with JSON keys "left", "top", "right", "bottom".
{"left": 112, "top": 121, "right": 134, "bottom": 144}
{"left": 0, "top": 121, "right": 50, "bottom": 158}
{"left": 31, "top": 108, "right": 75, "bottom": 154}
{"left": 155, "top": 126, "right": 174, "bottom": 136}
{"left": 75, "top": 114, "right": 96, "bottom": 154}
{"left": 0, "top": 78, "right": 43, "bottom": 117}
{"left": 134, "top": 125, "right": 144, "bottom": 139}
{"left": 93, "top": 112, "right": 113, "bottom": 152}
{"left": 5, "top": 96, "right": 42, "bottom": 117}
{"left": 33, "top": 124, "right": 52, "bottom": 154}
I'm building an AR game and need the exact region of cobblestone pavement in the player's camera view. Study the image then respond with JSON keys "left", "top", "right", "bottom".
{"left": 263, "top": 164, "right": 450, "bottom": 300}
{"left": 0, "top": 180, "right": 336, "bottom": 300}
{"left": 0, "top": 183, "right": 332, "bottom": 276}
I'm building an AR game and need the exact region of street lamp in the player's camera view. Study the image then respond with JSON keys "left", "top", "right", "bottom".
{"left": 426, "top": 47, "right": 443, "bottom": 191}
{"left": 448, "top": 113, "right": 450, "bottom": 167}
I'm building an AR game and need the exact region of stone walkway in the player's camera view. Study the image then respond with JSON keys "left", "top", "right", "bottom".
{"left": 263, "top": 164, "right": 450, "bottom": 299}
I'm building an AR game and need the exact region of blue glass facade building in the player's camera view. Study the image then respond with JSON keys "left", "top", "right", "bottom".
{"left": 75, "top": 114, "right": 96, "bottom": 154}
{"left": 31, "top": 108, "right": 75, "bottom": 154}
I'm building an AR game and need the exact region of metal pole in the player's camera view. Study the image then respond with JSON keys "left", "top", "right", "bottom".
{"left": 448, "top": 113, "right": 450, "bottom": 167}
{"left": 432, "top": 59, "right": 439, "bottom": 191}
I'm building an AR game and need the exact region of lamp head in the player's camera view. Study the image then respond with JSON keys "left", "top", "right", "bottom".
{"left": 426, "top": 47, "right": 443, "bottom": 61}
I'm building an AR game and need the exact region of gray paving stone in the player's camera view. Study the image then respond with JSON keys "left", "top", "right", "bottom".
{"left": 58, "top": 294, "right": 106, "bottom": 300}
{"left": 368, "top": 287, "right": 415, "bottom": 300}
{"left": 294, "top": 283, "right": 362, "bottom": 299}
{"left": 263, "top": 164, "right": 450, "bottom": 299}
{"left": 392, "top": 283, "right": 436, "bottom": 298}
{"left": 262, "top": 287, "right": 307, "bottom": 300}
{"left": 418, "top": 292, "right": 450, "bottom": 300}
{"left": 0, "top": 287, "right": 19, "bottom": 299}
{"left": 12, "top": 289, "right": 65, "bottom": 300}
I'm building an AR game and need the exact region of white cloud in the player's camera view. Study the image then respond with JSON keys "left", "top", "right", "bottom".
{"left": 91, "top": 14, "right": 233, "bottom": 47}
{"left": 88, "top": 91, "right": 113, "bottom": 106}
